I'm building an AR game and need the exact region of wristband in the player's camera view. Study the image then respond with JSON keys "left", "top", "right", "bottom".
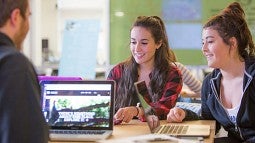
{"left": 135, "top": 106, "right": 139, "bottom": 116}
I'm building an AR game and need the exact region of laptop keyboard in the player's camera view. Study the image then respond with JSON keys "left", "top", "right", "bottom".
{"left": 156, "top": 125, "right": 188, "bottom": 134}
{"left": 50, "top": 130, "right": 105, "bottom": 135}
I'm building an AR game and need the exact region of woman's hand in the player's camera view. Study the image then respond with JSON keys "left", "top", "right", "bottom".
{"left": 114, "top": 106, "right": 138, "bottom": 123}
{"left": 146, "top": 115, "right": 160, "bottom": 131}
{"left": 167, "top": 107, "right": 186, "bottom": 123}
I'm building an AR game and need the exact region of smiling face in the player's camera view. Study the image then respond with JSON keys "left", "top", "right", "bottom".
{"left": 202, "top": 28, "right": 231, "bottom": 69}
{"left": 130, "top": 26, "right": 161, "bottom": 67}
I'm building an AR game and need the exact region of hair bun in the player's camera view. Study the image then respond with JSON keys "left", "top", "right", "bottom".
{"left": 221, "top": 2, "right": 245, "bottom": 19}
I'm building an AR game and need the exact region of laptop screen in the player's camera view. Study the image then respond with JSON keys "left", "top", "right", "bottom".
{"left": 134, "top": 81, "right": 159, "bottom": 131}
{"left": 38, "top": 76, "right": 82, "bottom": 83}
{"left": 40, "top": 80, "right": 115, "bottom": 130}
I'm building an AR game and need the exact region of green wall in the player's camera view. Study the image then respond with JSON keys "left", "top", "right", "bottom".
{"left": 110, "top": 0, "right": 255, "bottom": 65}
{"left": 110, "top": 0, "right": 162, "bottom": 64}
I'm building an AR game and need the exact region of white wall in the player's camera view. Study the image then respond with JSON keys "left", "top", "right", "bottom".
{"left": 25, "top": 0, "right": 42, "bottom": 67}
{"left": 24, "top": 0, "right": 109, "bottom": 71}
{"left": 41, "top": 0, "right": 58, "bottom": 60}
{"left": 41, "top": 0, "right": 109, "bottom": 67}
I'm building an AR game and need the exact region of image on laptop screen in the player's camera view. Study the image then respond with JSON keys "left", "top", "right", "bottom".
{"left": 40, "top": 80, "right": 115, "bottom": 141}
{"left": 41, "top": 80, "right": 114, "bottom": 129}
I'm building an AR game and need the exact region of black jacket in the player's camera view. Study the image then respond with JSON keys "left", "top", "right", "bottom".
{"left": 0, "top": 32, "right": 49, "bottom": 143}
{"left": 185, "top": 59, "right": 255, "bottom": 142}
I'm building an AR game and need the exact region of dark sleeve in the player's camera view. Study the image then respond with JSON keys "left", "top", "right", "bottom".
{"left": 183, "top": 109, "right": 200, "bottom": 121}
{"left": 200, "top": 74, "right": 221, "bottom": 134}
{"left": 200, "top": 75, "right": 215, "bottom": 119}
{"left": 183, "top": 74, "right": 213, "bottom": 121}
{"left": 0, "top": 53, "right": 49, "bottom": 143}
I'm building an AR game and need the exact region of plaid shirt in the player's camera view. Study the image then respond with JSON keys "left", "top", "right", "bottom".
{"left": 107, "top": 63, "right": 182, "bottom": 119}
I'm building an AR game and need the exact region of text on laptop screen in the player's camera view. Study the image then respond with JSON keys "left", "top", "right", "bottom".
{"left": 41, "top": 83, "right": 112, "bottom": 128}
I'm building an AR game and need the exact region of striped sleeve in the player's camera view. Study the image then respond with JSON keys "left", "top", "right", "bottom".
{"left": 176, "top": 62, "right": 202, "bottom": 96}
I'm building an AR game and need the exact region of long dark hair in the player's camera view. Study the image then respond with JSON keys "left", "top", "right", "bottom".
{"left": 203, "top": 2, "right": 255, "bottom": 60}
{"left": 115, "top": 16, "right": 175, "bottom": 109}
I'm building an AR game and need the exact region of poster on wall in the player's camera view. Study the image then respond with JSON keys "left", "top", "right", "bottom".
{"left": 59, "top": 20, "right": 100, "bottom": 79}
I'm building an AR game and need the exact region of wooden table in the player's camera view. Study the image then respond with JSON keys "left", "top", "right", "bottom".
{"left": 49, "top": 120, "right": 216, "bottom": 143}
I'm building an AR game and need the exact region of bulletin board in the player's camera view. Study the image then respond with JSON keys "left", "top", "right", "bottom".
{"left": 59, "top": 20, "right": 100, "bottom": 79}
{"left": 110, "top": 0, "right": 255, "bottom": 65}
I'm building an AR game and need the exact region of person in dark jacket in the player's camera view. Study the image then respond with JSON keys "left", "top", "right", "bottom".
{"left": 0, "top": 0, "right": 49, "bottom": 143}
{"left": 166, "top": 2, "right": 255, "bottom": 143}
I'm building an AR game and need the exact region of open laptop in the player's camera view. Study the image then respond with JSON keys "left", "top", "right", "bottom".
{"left": 38, "top": 76, "right": 83, "bottom": 82}
{"left": 134, "top": 81, "right": 210, "bottom": 137}
{"left": 40, "top": 80, "right": 115, "bottom": 141}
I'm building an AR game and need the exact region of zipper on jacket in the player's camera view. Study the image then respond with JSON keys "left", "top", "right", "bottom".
{"left": 234, "top": 71, "right": 252, "bottom": 141}
{"left": 216, "top": 94, "right": 244, "bottom": 140}
{"left": 210, "top": 80, "right": 244, "bottom": 140}
{"left": 235, "top": 124, "right": 244, "bottom": 140}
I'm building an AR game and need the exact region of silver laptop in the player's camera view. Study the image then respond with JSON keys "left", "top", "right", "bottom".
{"left": 40, "top": 80, "right": 115, "bottom": 141}
{"left": 134, "top": 81, "right": 210, "bottom": 137}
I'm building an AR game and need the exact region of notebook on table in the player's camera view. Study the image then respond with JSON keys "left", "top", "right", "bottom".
{"left": 134, "top": 80, "right": 210, "bottom": 137}
{"left": 40, "top": 80, "right": 115, "bottom": 141}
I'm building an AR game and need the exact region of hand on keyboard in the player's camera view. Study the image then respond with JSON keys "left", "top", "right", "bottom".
{"left": 114, "top": 118, "right": 123, "bottom": 125}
